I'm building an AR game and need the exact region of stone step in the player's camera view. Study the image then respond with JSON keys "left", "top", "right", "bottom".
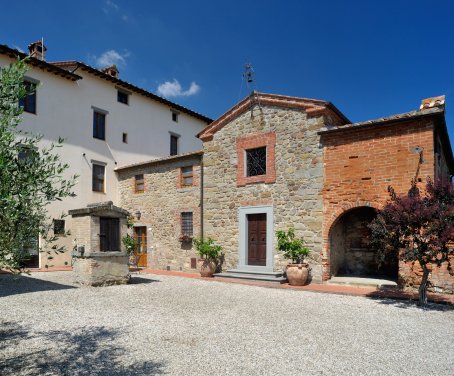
{"left": 214, "top": 270, "right": 288, "bottom": 284}
{"left": 327, "top": 276, "right": 398, "bottom": 289}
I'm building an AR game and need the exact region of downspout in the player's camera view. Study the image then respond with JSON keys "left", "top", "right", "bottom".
{"left": 200, "top": 157, "right": 204, "bottom": 240}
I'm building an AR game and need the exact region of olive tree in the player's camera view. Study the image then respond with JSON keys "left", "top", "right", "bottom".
{"left": 0, "top": 59, "right": 77, "bottom": 271}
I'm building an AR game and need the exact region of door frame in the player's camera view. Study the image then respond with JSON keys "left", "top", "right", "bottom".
{"left": 238, "top": 205, "right": 274, "bottom": 272}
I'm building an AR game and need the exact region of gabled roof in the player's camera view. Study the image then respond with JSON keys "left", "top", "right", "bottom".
{"left": 197, "top": 91, "right": 350, "bottom": 141}
{"left": 50, "top": 60, "right": 213, "bottom": 124}
{"left": 0, "top": 44, "right": 81, "bottom": 81}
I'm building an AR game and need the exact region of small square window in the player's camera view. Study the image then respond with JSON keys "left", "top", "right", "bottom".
{"left": 181, "top": 212, "right": 193, "bottom": 237}
{"left": 135, "top": 174, "right": 144, "bottom": 193}
{"left": 246, "top": 147, "right": 267, "bottom": 177}
{"left": 181, "top": 166, "right": 193, "bottom": 187}
{"left": 92, "top": 164, "right": 105, "bottom": 192}
{"left": 117, "top": 90, "right": 129, "bottom": 105}
{"left": 93, "top": 111, "right": 106, "bottom": 140}
{"left": 19, "top": 80, "right": 37, "bottom": 114}
{"left": 122, "top": 133, "right": 128, "bottom": 143}
{"left": 53, "top": 219, "right": 65, "bottom": 235}
{"left": 172, "top": 111, "right": 179, "bottom": 122}
{"left": 170, "top": 134, "right": 179, "bottom": 156}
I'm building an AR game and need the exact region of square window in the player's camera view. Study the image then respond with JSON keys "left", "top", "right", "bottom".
{"left": 172, "top": 111, "right": 179, "bottom": 122}
{"left": 170, "top": 134, "right": 179, "bottom": 156}
{"left": 181, "top": 166, "right": 193, "bottom": 187}
{"left": 53, "top": 219, "right": 65, "bottom": 235}
{"left": 92, "top": 164, "right": 105, "bottom": 192}
{"left": 135, "top": 174, "right": 144, "bottom": 193}
{"left": 19, "top": 80, "right": 37, "bottom": 114}
{"left": 117, "top": 90, "right": 129, "bottom": 105}
{"left": 122, "top": 133, "right": 128, "bottom": 143}
{"left": 93, "top": 111, "right": 106, "bottom": 140}
{"left": 246, "top": 147, "right": 267, "bottom": 177}
{"left": 181, "top": 212, "right": 193, "bottom": 237}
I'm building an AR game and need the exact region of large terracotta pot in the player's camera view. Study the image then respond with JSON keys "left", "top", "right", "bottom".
{"left": 286, "top": 263, "right": 309, "bottom": 286}
{"left": 200, "top": 259, "right": 216, "bottom": 277}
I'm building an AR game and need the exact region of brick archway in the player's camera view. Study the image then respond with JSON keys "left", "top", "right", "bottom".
{"left": 322, "top": 201, "right": 382, "bottom": 281}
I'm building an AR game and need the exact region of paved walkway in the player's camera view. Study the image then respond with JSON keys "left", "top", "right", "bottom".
{"left": 141, "top": 268, "right": 454, "bottom": 305}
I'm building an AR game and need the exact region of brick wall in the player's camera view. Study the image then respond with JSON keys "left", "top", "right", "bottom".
{"left": 321, "top": 119, "right": 454, "bottom": 293}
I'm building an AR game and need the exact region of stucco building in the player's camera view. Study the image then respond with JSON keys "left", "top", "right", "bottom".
{"left": 0, "top": 41, "right": 211, "bottom": 268}
{"left": 117, "top": 92, "right": 454, "bottom": 293}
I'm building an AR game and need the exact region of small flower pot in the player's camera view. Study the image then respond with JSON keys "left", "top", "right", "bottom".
{"left": 199, "top": 259, "right": 216, "bottom": 277}
{"left": 286, "top": 263, "right": 309, "bottom": 286}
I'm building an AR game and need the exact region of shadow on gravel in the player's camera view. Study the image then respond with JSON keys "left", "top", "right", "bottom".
{"left": 367, "top": 296, "right": 454, "bottom": 311}
{"left": 0, "top": 321, "right": 166, "bottom": 376}
{"left": 128, "top": 276, "right": 161, "bottom": 285}
{"left": 0, "top": 275, "right": 76, "bottom": 298}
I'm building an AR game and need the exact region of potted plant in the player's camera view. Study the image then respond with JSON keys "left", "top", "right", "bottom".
{"left": 276, "top": 228, "right": 311, "bottom": 286}
{"left": 192, "top": 237, "right": 222, "bottom": 277}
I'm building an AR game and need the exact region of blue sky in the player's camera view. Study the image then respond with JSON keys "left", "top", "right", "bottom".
{"left": 2, "top": 0, "right": 454, "bottom": 143}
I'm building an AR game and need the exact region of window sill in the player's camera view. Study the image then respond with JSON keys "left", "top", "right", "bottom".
{"left": 179, "top": 235, "right": 193, "bottom": 243}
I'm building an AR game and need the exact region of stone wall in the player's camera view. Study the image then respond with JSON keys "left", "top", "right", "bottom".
{"left": 202, "top": 104, "right": 331, "bottom": 281}
{"left": 118, "top": 154, "right": 201, "bottom": 271}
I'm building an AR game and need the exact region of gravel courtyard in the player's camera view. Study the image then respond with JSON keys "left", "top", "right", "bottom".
{"left": 0, "top": 272, "right": 453, "bottom": 376}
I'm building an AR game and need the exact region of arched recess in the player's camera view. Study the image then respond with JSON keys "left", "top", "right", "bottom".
{"left": 328, "top": 206, "right": 398, "bottom": 279}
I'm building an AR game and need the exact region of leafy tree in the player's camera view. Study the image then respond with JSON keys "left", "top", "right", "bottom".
{"left": 0, "top": 59, "right": 77, "bottom": 271}
{"left": 276, "top": 227, "right": 310, "bottom": 264}
{"left": 369, "top": 178, "right": 454, "bottom": 305}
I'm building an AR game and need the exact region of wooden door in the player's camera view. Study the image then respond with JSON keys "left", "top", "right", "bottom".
{"left": 247, "top": 213, "right": 267, "bottom": 266}
{"left": 100, "top": 217, "right": 120, "bottom": 252}
{"left": 134, "top": 227, "right": 147, "bottom": 267}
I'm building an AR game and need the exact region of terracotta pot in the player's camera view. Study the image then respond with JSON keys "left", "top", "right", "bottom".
{"left": 286, "top": 263, "right": 309, "bottom": 286}
{"left": 200, "top": 259, "right": 216, "bottom": 277}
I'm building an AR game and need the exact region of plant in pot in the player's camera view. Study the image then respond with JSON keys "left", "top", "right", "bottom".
{"left": 276, "top": 228, "right": 311, "bottom": 286}
{"left": 122, "top": 216, "right": 139, "bottom": 267}
{"left": 192, "top": 237, "right": 222, "bottom": 277}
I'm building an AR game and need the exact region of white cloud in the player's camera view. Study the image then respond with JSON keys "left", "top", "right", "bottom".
{"left": 157, "top": 80, "right": 200, "bottom": 98}
{"left": 103, "top": 0, "right": 129, "bottom": 22}
{"left": 95, "top": 50, "right": 130, "bottom": 67}
{"left": 105, "top": 0, "right": 119, "bottom": 10}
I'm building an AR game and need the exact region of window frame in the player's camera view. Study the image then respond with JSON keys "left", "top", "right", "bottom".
{"left": 170, "top": 133, "right": 179, "bottom": 156}
{"left": 19, "top": 80, "right": 37, "bottom": 114}
{"left": 171, "top": 111, "right": 179, "bottom": 122}
{"left": 92, "top": 163, "right": 106, "bottom": 193}
{"left": 180, "top": 166, "right": 194, "bottom": 188}
{"left": 180, "top": 212, "right": 194, "bottom": 237}
{"left": 245, "top": 146, "right": 267, "bottom": 177}
{"left": 117, "top": 90, "right": 129, "bottom": 105}
{"left": 122, "top": 132, "right": 128, "bottom": 144}
{"left": 93, "top": 110, "right": 106, "bottom": 140}
{"left": 134, "top": 174, "right": 145, "bottom": 193}
{"left": 53, "top": 219, "right": 65, "bottom": 235}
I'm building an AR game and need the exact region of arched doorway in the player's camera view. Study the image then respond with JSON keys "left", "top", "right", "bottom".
{"left": 329, "top": 207, "right": 397, "bottom": 279}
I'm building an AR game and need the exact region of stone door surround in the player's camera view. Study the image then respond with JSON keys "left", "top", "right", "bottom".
{"left": 238, "top": 205, "right": 274, "bottom": 272}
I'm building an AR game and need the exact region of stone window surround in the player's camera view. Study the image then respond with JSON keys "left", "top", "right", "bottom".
{"left": 176, "top": 165, "right": 198, "bottom": 189}
{"left": 236, "top": 132, "right": 276, "bottom": 187}
{"left": 237, "top": 205, "right": 274, "bottom": 272}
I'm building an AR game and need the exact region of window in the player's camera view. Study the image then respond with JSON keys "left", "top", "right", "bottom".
{"left": 172, "top": 111, "right": 179, "bottom": 122}
{"left": 99, "top": 217, "right": 120, "bottom": 252}
{"left": 246, "top": 147, "right": 267, "bottom": 176}
{"left": 117, "top": 90, "right": 129, "bottom": 105}
{"left": 181, "top": 212, "right": 193, "bottom": 237}
{"left": 170, "top": 134, "right": 179, "bottom": 156}
{"left": 181, "top": 166, "right": 193, "bottom": 187}
{"left": 135, "top": 174, "right": 144, "bottom": 193}
{"left": 53, "top": 219, "right": 65, "bottom": 235}
{"left": 17, "top": 145, "right": 38, "bottom": 165}
{"left": 19, "top": 80, "right": 37, "bottom": 114}
{"left": 92, "top": 164, "right": 105, "bottom": 192}
{"left": 93, "top": 111, "right": 106, "bottom": 140}
{"left": 122, "top": 133, "right": 128, "bottom": 143}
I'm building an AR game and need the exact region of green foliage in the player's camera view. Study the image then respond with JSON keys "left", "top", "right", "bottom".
{"left": 192, "top": 237, "right": 222, "bottom": 261}
{"left": 0, "top": 59, "right": 77, "bottom": 271}
{"left": 122, "top": 234, "right": 138, "bottom": 255}
{"left": 276, "top": 227, "right": 310, "bottom": 264}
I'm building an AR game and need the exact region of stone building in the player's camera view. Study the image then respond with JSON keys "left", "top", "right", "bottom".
{"left": 117, "top": 92, "right": 454, "bottom": 293}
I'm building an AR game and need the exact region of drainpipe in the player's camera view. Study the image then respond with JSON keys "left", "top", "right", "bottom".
{"left": 200, "top": 157, "right": 204, "bottom": 240}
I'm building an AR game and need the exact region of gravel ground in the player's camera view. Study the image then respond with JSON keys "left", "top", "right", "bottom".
{"left": 0, "top": 272, "right": 453, "bottom": 376}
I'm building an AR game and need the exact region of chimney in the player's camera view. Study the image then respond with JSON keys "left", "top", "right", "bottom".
{"left": 28, "top": 40, "right": 47, "bottom": 61}
{"left": 101, "top": 65, "right": 119, "bottom": 78}
{"left": 420, "top": 95, "right": 445, "bottom": 111}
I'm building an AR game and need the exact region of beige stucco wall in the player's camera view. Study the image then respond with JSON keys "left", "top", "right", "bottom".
{"left": 0, "top": 55, "right": 208, "bottom": 268}
{"left": 202, "top": 105, "right": 328, "bottom": 281}
{"left": 118, "top": 155, "right": 201, "bottom": 271}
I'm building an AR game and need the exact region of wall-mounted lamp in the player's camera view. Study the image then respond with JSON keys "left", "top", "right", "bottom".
{"left": 135, "top": 210, "right": 141, "bottom": 220}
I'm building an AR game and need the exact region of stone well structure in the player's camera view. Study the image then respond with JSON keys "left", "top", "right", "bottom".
{"left": 69, "top": 201, "right": 130, "bottom": 286}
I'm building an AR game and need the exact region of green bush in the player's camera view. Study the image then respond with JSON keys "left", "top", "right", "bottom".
{"left": 192, "top": 237, "right": 222, "bottom": 261}
{"left": 276, "top": 228, "right": 310, "bottom": 264}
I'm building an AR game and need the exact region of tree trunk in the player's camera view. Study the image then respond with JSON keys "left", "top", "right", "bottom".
{"left": 418, "top": 263, "right": 429, "bottom": 306}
